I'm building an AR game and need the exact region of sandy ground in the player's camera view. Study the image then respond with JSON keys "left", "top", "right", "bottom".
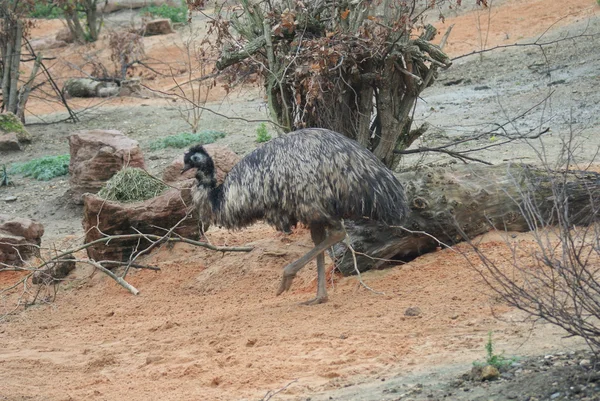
{"left": 1, "top": 1, "right": 600, "bottom": 400}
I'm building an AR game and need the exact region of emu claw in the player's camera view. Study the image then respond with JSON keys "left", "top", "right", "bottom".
{"left": 276, "top": 274, "right": 295, "bottom": 295}
{"left": 300, "top": 296, "right": 328, "bottom": 306}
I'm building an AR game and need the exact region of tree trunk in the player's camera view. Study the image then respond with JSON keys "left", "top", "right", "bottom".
{"left": 6, "top": 20, "right": 22, "bottom": 114}
{"left": 335, "top": 164, "right": 600, "bottom": 275}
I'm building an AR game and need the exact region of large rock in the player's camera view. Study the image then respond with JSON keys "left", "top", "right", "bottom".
{"left": 0, "top": 112, "right": 32, "bottom": 144}
{"left": 64, "top": 78, "right": 120, "bottom": 98}
{"left": 30, "top": 37, "right": 68, "bottom": 51}
{"left": 100, "top": 0, "right": 179, "bottom": 13}
{"left": 0, "top": 132, "right": 21, "bottom": 151}
{"left": 143, "top": 19, "right": 175, "bottom": 36}
{"left": 163, "top": 144, "right": 240, "bottom": 184}
{"left": 69, "top": 130, "right": 145, "bottom": 203}
{"left": 0, "top": 214, "right": 44, "bottom": 266}
{"left": 82, "top": 186, "right": 200, "bottom": 262}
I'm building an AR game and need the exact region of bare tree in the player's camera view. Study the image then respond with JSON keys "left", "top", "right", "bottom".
{"left": 461, "top": 135, "right": 600, "bottom": 351}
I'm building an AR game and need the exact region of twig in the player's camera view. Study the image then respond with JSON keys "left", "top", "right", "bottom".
{"left": 341, "top": 222, "right": 385, "bottom": 295}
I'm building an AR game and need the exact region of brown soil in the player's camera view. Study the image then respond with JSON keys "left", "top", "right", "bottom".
{"left": 1, "top": 1, "right": 600, "bottom": 400}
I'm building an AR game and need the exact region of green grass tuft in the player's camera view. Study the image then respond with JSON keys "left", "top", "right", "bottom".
{"left": 148, "top": 130, "right": 226, "bottom": 151}
{"left": 473, "top": 332, "right": 516, "bottom": 372}
{"left": 1, "top": 164, "right": 13, "bottom": 187}
{"left": 255, "top": 122, "right": 272, "bottom": 143}
{"left": 28, "top": 2, "right": 62, "bottom": 19}
{"left": 139, "top": 3, "right": 188, "bottom": 23}
{"left": 98, "top": 167, "right": 168, "bottom": 203}
{"left": 9, "top": 155, "right": 70, "bottom": 181}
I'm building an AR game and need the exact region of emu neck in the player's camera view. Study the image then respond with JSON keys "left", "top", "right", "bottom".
{"left": 193, "top": 171, "right": 224, "bottom": 224}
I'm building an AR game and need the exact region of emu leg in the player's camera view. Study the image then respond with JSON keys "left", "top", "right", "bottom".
{"left": 276, "top": 225, "right": 345, "bottom": 303}
{"left": 301, "top": 225, "right": 328, "bottom": 305}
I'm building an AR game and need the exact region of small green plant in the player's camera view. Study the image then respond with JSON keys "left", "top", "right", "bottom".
{"left": 148, "top": 130, "right": 226, "bottom": 151}
{"left": 28, "top": 2, "right": 62, "bottom": 19}
{"left": 9, "top": 155, "right": 70, "bottom": 181}
{"left": 1, "top": 164, "right": 13, "bottom": 187}
{"left": 98, "top": 168, "right": 168, "bottom": 203}
{"left": 255, "top": 123, "right": 271, "bottom": 143}
{"left": 139, "top": 2, "right": 188, "bottom": 23}
{"left": 473, "top": 332, "right": 515, "bottom": 371}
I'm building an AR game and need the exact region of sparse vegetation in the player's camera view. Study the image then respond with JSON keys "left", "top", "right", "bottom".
{"left": 97, "top": 167, "right": 168, "bottom": 202}
{"left": 1, "top": 164, "right": 12, "bottom": 186}
{"left": 28, "top": 2, "right": 62, "bottom": 19}
{"left": 148, "top": 130, "right": 225, "bottom": 151}
{"left": 139, "top": 2, "right": 187, "bottom": 23}
{"left": 255, "top": 123, "right": 271, "bottom": 143}
{"left": 9, "top": 155, "right": 70, "bottom": 181}
{"left": 473, "top": 332, "right": 515, "bottom": 371}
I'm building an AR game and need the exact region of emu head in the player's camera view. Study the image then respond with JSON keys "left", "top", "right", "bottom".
{"left": 182, "top": 145, "right": 216, "bottom": 188}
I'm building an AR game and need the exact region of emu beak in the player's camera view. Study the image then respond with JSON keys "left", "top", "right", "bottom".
{"left": 181, "top": 163, "right": 192, "bottom": 174}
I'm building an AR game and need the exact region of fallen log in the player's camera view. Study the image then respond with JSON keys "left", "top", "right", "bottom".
{"left": 335, "top": 164, "right": 600, "bottom": 275}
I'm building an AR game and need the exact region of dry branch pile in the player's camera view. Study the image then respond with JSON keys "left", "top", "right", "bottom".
{"left": 206, "top": 0, "right": 461, "bottom": 167}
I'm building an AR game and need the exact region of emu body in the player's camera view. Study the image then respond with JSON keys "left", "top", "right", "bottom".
{"left": 183, "top": 128, "right": 408, "bottom": 304}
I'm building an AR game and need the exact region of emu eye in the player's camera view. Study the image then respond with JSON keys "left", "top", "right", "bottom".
{"left": 191, "top": 154, "right": 205, "bottom": 164}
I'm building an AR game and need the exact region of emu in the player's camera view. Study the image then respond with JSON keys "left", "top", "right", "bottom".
{"left": 182, "top": 128, "right": 409, "bottom": 305}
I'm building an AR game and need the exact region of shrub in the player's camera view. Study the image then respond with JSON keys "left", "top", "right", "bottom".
{"left": 139, "top": 3, "right": 187, "bottom": 23}
{"left": 255, "top": 123, "right": 271, "bottom": 143}
{"left": 473, "top": 332, "right": 515, "bottom": 372}
{"left": 9, "top": 155, "right": 70, "bottom": 181}
{"left": 98, "top": 167, "right": 168, "bottom": 202}
{"left": 148, "top": 130, "right": 226, "bottom": 151}
{"left": 28, "top": 2, "right": 62, "bottom": 19}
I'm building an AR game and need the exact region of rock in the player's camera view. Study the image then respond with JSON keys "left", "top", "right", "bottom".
{"left": 32, "top": 254, "right": 76, "bottom": 285}
{"left": 55, "top": 27, "right": 74, "bottom": 43}
{"left": 143, "top": 19, "right": 175, "bottom": 36}
{"left": 64, "top": 78, "right": 119, "bottom": 98}
{"left": 100, "top": 0, "right": 178, "bottom": 13}
{"left": 163, "top": 144, "right": 240, "bottom": 184}
{"left": 68, "top": 130, "right": 145, "bottom": 203}
{"left": 0, "top": 132, "right": 21, "bottom": 151}
{"left": 29, "top": 37, "right": 67, "bottom": 51}
{"left": 82, "top": 186, "right": 201, "bottom": 263}
{"left": 3, "top": 196, "right": 17, "bottom": 202}
{"left": 580, "top": 359, "right": 591, "bottom": 367}
{"left": 0, "top": 112, "right": 32, "bottom": 143}
{"left": 0, "top": 214, "right": 44, "bottom": 266}
{"left": 480, "top": 365, "right": 500, "bottom": 381}
{"left": 404, "top": 306, "right": 422, "bottom": 317}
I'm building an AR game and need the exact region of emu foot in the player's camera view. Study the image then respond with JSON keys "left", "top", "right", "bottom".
{"left": 300, "top": 295, "right": 328, "bottom": 306}
{"left": 276, "top": 273, "right": 295, "bottom": 296}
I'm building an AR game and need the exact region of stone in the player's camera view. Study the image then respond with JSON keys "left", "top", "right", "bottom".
{"left": 68, "top": 130, "right": 145, "bottom": 203}
{"left": 480, "top": 365, "right": 500, "bottom": 381}
{"left": 163, "top": 144, "right": 240, "bottom": 184}
{"left": 82, "top": 185, "right": 201, "bottom": 263}
{"left": 0, "top": 112, "right": 32, "bottom": 143}
{"left": 32, "top": 254, "right": 76, "bottom": 285}
{"left": 404, "top": 306, "right": 422, "bottom": 317}
{"left": 143, "top": 19, "right": 175, "bottom": 36}
{"left": 0, "top": 132, "right": 21, "bottom": 151}
{"left": 55, "top": 27, "right": 74, "bottom": 43}
{"left": 0, "top": 214, "right": 44, "bottom": 265}
{"left": 3, "top": 196, "right": 17, "bottom": 202}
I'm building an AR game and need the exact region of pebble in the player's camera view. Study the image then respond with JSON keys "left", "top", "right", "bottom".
{"left": 404, "top": 306, "right": 422, "bottom": 317}
{"left": 550, "top": 392, "right": 561, "bottom": 399}
{"left": 480, "top": 365, "right": 500, "bottom": 381}
{"left": 2, "top": 196, "right": 17, "bottom": 202}
{"left": 579, "top": 359, "right": 591, "bottom": 367}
